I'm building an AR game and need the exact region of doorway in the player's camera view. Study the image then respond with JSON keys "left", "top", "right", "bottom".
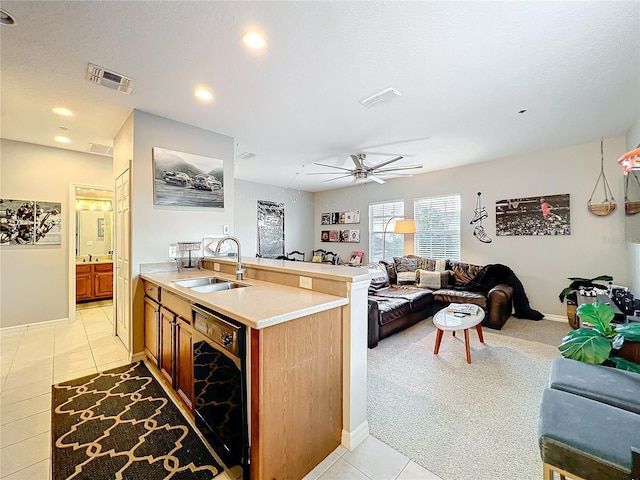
{"left": 68, "top": 184, "right": 113, "bottom": 324}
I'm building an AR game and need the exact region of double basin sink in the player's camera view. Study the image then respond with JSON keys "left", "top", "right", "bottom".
{"left": 173, "top": 276, "right": 249, "bottom": 293}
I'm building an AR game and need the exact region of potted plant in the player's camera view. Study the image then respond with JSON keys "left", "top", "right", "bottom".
{"left": 558, "top": 275, "right": 613, "bottom": 328}
{"left": 558, "top": 301, "right": 640, "bottom": 373}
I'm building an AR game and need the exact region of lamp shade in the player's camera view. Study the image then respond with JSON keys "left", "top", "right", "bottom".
{"left": 394, "top": 219, "right": 416, "bottom": 234}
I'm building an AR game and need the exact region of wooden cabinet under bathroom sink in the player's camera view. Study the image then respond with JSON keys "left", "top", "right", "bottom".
{"left": 76, "top": 263, "right": 113, "bottom": 302}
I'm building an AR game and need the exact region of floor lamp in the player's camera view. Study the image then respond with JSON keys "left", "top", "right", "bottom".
{"left": 382, "top": 216, "right": 416, "bottom": 261}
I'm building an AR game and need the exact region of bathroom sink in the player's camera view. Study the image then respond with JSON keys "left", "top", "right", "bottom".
{"left": 173, "top": 276, "right": 248, "bottom": 292}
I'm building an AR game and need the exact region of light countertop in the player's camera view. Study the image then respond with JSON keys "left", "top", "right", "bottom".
{"left": 140, "top": 268, "right": 351, "bottom": 330}
{"left": 76, "top": 259, "right": 113, "bottom": 265}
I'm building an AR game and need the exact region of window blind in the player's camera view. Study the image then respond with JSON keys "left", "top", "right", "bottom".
{"left": 413, "top": 193, "right": 461, "bottom": 261}
{"left": 369, "top": 200, "right": 404, "bottom": 262}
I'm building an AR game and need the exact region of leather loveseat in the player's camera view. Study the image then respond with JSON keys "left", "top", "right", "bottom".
{"left": 367, "top": 256, "right": 515, "bottom": 348}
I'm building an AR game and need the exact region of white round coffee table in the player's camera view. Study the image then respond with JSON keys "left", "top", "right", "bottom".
{"left": 433, "top": 306, "right": 485, "bottom": 364}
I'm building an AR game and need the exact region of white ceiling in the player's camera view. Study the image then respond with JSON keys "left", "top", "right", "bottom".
{"left": 1, "top": 1, "right": 638, "bottom": 192}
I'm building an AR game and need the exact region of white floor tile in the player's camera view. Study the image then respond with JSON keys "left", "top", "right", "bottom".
{"left": 87, "top": 332, "right": 123, "bottom": 349}
{"left": 0, "top": 410, "right": 50, "bottom": 448}
{"left": 96, "top": 358, "right": 131, "bottom": 372}
{"left": 53, "top": 358, "right": 96, "bottom": 378}
{"left": 1, "top": 458, "right": 50, "bottom": 480}
{"left": 53, "top": 350, "right": 94, "bottom": 366}
{"left": 2, "top": 366, "right": 52, "bottom": 392}
{"left": 317, "top": 458, "right": 370, "bottom": 480}
{"left": 0, "top": 377, "right": 51, "bottom": 407}
{"left": 53, "top": 366, "right": 97, "bottom": 385}
{"left": 0, "top": 393, "right": 50, "bottom": 425}
{"left": 303, "top": 450, "right": 343, "bottom": 480}
{"left": 0, "top": 431, "right": 50, "bottom": 477}
{"left": 54, "top": 342, "right": 91, "bottom": 356}
{"left": 396, "top": 462, "right": 443, "bottom": 480}
{"left": 342, "top": 436, "right": 409, "bottom": 480}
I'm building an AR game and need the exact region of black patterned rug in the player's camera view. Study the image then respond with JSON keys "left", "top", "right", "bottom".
{"left": 51, "top": 361, "right": 223, "bottom": 480}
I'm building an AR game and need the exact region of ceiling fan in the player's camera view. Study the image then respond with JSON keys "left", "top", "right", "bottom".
{"left": 308, "top": 154, "right": 422, "bottom": 184}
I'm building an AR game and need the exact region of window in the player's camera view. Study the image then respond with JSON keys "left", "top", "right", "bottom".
{"left": 414, "top": 193, "right": 461, "bottom": 261}
{"left": 369, "top": 200, "right": 404, "bottom": 262}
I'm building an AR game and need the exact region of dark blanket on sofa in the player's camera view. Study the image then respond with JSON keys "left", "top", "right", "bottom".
{"left": 456, "top": 263, "right": 544, "bottom": 320}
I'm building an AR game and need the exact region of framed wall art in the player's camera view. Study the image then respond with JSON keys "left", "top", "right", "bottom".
{"left": 1, "top": 199, "right": 62, "bottom": 245}
{"left": 152, "top": 147, "right": 224, "bottom": 208}
{"left": 496, "top": 193, "right": 570, "bottom": 236}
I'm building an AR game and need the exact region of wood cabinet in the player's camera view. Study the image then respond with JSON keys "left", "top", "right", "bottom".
{"left": 144, "top": 283, "right": 193, "bottom": 411}
{"left": 144, "top": 296, "right": 160, "bottom": 367}
{"left": 76, "top": 263, "right": 113, "bottom": 302}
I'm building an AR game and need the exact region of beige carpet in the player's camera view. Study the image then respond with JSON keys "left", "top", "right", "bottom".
{"left": 367, "top": 318, "right": 568, "bottom": 480}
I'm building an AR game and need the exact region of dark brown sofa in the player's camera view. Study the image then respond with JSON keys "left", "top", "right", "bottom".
{"left": 367, "top": 256, "right": 515, "bottom": 348}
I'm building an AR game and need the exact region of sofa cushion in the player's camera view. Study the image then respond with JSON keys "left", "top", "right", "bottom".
{"left": 368, "top": 263, "right": 390, "bottom": 292}
{"left": 375, "top": 297, "right": 413, "bottom": 325}
{"left": 549, "top": 357, "right": 640, "bottom": 414}
{"left": 397, "top": 271, "right": 417, "bottom": 285}
{"left": 417, "top": 270, "right": 452, "bottom": 289}
{"left": 394, "top": 256, "right": 418, "bottom": 273}
{"left": 447, "top": 261, "right": 483, "bottom": 286}
{"left": 433, "top": 289, "right": 487, "bottom": 308}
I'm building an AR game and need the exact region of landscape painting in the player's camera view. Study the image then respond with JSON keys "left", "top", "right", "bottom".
{"left": 153, "top": 147, "right": 224, "bottom": 208}
{"left": 496, "top": 193, "right": 570, "bottom": 236}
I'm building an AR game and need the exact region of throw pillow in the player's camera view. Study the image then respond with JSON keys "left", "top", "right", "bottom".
{"left": 418, "top": 269, "right": 452, "bottom": 289}
{"left": 434, "top": 259, "right": 447, "bottom": 272}
{"left": 414, "top": 256, "right": 432, "bottom": 271}
{"left": 393, "top": 256, "right": 418, "bottom": 273}
{"left": 368, "top": 263, "right": 390, "bottom": 292}
{"left": 397, "top": 271, "right": 417, "bottom": 285}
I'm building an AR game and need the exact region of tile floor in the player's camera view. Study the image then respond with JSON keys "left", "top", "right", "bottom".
{"left": 0, "top": 305, "right": 442, "bottom": 480}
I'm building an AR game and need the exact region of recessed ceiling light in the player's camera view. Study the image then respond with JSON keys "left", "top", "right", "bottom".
{"left": 52, "top": 107, "right": 73, "bottom": 116}
{"left": 194, "top": 88, "right": 213, "bottom": 102}
{"left": 242, "top": 32, "right": 266, "bottom": 50}
{"left": 54, "top": 136, "right": 71, "bottom": 143}
{"left": 0, "top": 9, "right": 16, "bottom": 25}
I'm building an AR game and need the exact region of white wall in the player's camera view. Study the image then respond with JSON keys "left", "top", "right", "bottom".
{"left": 118, "top": 110, "right": 235, "bottom": 353}
{"left": 314, "top": 137, "right": 630, "bottom": 318}
{"left": 234, "top": 180, "right": 315, "bottom": 258}
{"left": 626, "top": 116, "right": 640, "bottom": 297}
{"left": 0, "top": 139, "right": 112, "bottom": 327}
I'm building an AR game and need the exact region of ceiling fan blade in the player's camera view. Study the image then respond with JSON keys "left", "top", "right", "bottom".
{"left": 369, "top": 175, "right": 386, "bottom": 185}
{"left": 323, "top": 174, "right": 354, "bottom": 182}
{"left": 360, "top": 151, "right": 416, "bottom": 158}
{"left": 350, "top": 154, "right": 364, "bottom": 170}
{"left": 376, "top": 172, "right": 414, "bottom": 177}
{"left": 373, "top": 164, "right": 423, "bottom": 173}
{"left": 367, "top": 155, "right": 403, "bottom": 171}
{"left": 313, "top": 162, "right": 353, "bottom": 172}
{"left": 361, "top": 136, "right": 431, "bottom": 150}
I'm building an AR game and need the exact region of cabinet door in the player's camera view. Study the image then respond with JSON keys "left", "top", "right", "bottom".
{"left": 175, "top": 316, "right": 193, "bottom": 411}
{"left": 144, "top": 297, "right": 160, "bottom": 367}
{"left": 94, "top": 271, "right": 113, "bottom": 298}
{"left": 159, "top": 307, "right": 175, "bottom": 386}
{"left": 76, "top": 266, "right": 93, "bottom": 301}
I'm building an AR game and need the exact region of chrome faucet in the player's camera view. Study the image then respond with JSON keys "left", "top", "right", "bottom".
{"left": 213, "top": 236, "right": 246, "bottom": 281}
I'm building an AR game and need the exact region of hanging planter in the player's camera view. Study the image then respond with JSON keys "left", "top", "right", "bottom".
{"left": 587, "top": 138, "right": 617, "bottom": 216}
{"left": 624, "top": 171, "right": 640, "bottom": 216}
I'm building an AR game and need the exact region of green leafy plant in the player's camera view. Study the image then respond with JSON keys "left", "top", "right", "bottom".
{"left": 558, "top": 275, "right": 613, "bottom": 302}
{"left": 558, "top": 302, "right": 640, "bottom": 373}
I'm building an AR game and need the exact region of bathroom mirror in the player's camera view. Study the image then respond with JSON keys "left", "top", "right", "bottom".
{"left": 625, "top": 172, "right": 640, "bottom": 244}
{"left": 75, "top": 187, "right": 114, "bottom": 258}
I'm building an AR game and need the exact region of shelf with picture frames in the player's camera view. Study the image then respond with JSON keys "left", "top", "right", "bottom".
{"left": 320, "top": 209, "right": 360, "bottom": 243}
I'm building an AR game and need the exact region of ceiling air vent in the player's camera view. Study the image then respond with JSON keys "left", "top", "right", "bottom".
{"left": 86, "top": 63, "right": 133, "bottom": 95}
{"left": 360, "top": 87, "right": 401, "bottom": 109}
{"left": 237, "top": 152, "right": 256, "bottom": 159}
{"left": 87, "top": 143, "right": 113, "bottom": 156}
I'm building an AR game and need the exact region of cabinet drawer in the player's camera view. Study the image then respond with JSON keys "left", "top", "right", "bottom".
{"left": 94, "top": 263, "right": 113, "bottom": 273}
{"left": 76, "top": 264, "right": 91, "bottom": 274}
{"left": 162, "top": 290, "right": 192, "bottom": 321}
{"left": 143, "top": 281, "right": 161, "bottom": 303}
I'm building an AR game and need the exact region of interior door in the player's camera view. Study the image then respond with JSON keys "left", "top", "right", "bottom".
{"left": 115, "top": 168, "right": 131, "bottom": 350}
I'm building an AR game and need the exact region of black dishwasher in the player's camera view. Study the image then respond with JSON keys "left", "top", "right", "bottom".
{"left": 192, "top": 304, "right": 249, "bottom": 478}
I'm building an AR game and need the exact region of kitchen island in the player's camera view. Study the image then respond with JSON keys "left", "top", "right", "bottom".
{"left": 139, "top": 257, "right": 374, "bottom": 480}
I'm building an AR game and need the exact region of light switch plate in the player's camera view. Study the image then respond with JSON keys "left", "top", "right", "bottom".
{"left": 299, "top": 276, "right": 313, "bottom": 289}
{"left": 213, "top": 263, "right": 220, "bottom": 272}
{"left": 168, "top": 245, "right": 178, "bottom": 258}
{"left": 223, "top": 225, "right": 230, "bottom": 234}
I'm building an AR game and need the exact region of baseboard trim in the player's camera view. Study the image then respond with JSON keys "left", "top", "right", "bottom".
{"left": 1, "top": 316, "right": 70, "bottom": 333}
{"left": 542, "top": 314, "right": 567, "bottom": 323}
{"left": 341, "top": 421, "right": 369, "bottom": 450}
{"left": 131, "top": 352, "right": 146, "bottom": 363}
